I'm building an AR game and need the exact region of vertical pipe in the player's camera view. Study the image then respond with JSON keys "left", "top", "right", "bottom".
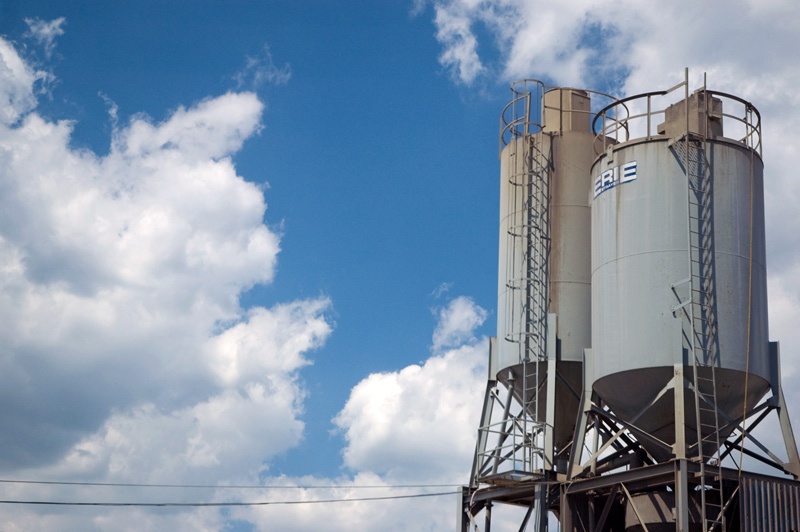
{"left": 590, "top": 417, "right": 600, "bottom": 477}
{"left": 674, "top": 364, "right": 687, "bottom": 459}
{"left": 545, "top": 314, "right": 557, "bottom": 470}
{"left": 535, "top": 483, "right": 549, "bottom": 532}
{"left": 676, "top": 460, "right": 690, "bottom": 532}
{"left": 493, "top": 372, "right": 516, "bottom": 474}
{"left": 456, "top": 487, "right": 468, "bottom": 532}
{"left": 560, "top": 485, "right": 573, "bottom": 532}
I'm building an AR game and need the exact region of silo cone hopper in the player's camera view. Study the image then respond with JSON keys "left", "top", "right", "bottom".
{"left": 592, "top": 365, "right": 771, "bottom": 463}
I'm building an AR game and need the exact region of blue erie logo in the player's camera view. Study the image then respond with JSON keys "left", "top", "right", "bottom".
{"left": 593, "top": 161, "right": 638, "bottom": 198}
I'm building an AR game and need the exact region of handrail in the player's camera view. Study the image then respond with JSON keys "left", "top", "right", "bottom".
{"left": 589, "top": 86, "right": 762, "bottom": 158}
{"left": 499, "top": 79, "right": 621, "bottom": 154}
{"left": 592, "top": 91, "right": 669, "bottom": 136}
{"left": 706, "top": 90, "right": 762, "bottom": 156}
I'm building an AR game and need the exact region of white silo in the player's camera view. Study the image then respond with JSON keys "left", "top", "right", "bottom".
{"left": 590, "top": 88, "right": 770, "bottom": 459}
{"left": 494, "top": 83, "right": 598, "bottom": 459}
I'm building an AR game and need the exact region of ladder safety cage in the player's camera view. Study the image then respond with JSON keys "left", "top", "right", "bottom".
{"left": 494, "top": 79, "right": 551, "bottom": 478}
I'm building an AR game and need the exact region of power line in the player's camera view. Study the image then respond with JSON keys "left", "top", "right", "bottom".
{"left": 0, "top": 479, "right": 461, "bottom": 490}
{"left": 0, "top": 491, "right": 460, "bottom": 507}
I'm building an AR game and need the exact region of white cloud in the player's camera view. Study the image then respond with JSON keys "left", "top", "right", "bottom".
{"left": 431, "top": 281, "right": 453, "bottom": 298}
{"left": 207, "top": 300, "right": 331, "bottom": 387}
{"left": 99, "top": 92, "right": 119, "bottom": 128}
{"left": 228, "top": 297, "right": 491, "bottom": 531}
{"left": 431, "top": 295, "right": 487, "bottom": 352}
{"left": 116, "top": 92, "right": 264, "bottom": 161}
{"left": 229, "top": 473, "right": 459, "bottom": 532}
{"left": 0, "top": 38, "right": 43, "bottom": 124}
{"left": 427, "top": 0, "right": 614, "bottom": 87}
{"left": 0, "top": 290, "right": 487, "bottom": 531}
{"left": 24, "top": 17, "right": 67, "bottom": 59}
{"left": 0, "top": 506, "right": 224, "bottom": 532}
{"left": 334, "top": 342, "right": 486, "bottom": 482}
{"left": 234, "top": 45, "right": 292, "bottom": 89}
{"left": 426, "top": 1, "right": 800, "bottom": 95}
{"left": 50, "top": 382, "right": 303, "bottom": 482}
{"left": 433, "top": 3, "right": 486, "bottom": 84}
{"left": 0, "top": 33, "right": 335, "bottom": 531}
{"left": 334, "top": 296, "right": 488, "bottom": 483}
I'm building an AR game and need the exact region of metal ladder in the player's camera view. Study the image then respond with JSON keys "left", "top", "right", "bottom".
{"left": 681, "top": 88, "right": 726, "bottom": 532}
{"left": 522, "top": 128, "right": 551, "bottom": 472}
{"left": 503, "top": 101, "right": 551, "bottom": 474}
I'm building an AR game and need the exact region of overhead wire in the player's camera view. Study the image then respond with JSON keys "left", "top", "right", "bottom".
{"left": 0, "top": 491, "right": 460, "bottom": 507}
{"left": 0, "top": 479, "right": 463, "bottom": 508}
{"left": 0, "top": 479, "right": 461, "bottom": 489}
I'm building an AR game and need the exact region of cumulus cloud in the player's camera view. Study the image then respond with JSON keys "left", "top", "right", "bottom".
{"left": 0, "top": 27, "right": 493, "bottom": 532}
{"left": 335, "top": 296, "right": 488, "bottom": 483}
{"left": 431, "top": 295, "right": 487, "bottom": 352}
{"left": 0, "top": 34, "right": 334, "bottom": 530}
{"left": 425, "top": 0, "right": 800, "bottom": 96}
{"left": 4, "top": 292, "right": 489, "bottom": 531}
{"left": 426, "top": 0, "right": 612, "bottom": 87}
{"left": 0, "top": 38, "right": 44, "bottom": 124}
{"left": 433, "top": 3, "right": 487, "bottom": 84}
{"left": 216, "top": 296, "right": 490, "bottom": 532}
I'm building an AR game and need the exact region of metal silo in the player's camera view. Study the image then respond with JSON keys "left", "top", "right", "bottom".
{"left": 464, "top": 81, "right": 616, "bottom": 531}
{"left": 461, "top": 72, "right": 800, "bottom": 532}
{"left": 590, "top": 86, "right": 770, "bottom": 460}
{"left": 495, "top": 84, "right": 597, "bottom": 456}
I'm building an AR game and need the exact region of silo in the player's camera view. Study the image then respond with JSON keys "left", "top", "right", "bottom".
{"left": 590, "top": 89, "right": 771, "bottom": 458}
{"left": 496, "top": 84, "right": 600, "bottom": 455}
{"left": 461, "top": 74, "right": 800, "bottom": 532}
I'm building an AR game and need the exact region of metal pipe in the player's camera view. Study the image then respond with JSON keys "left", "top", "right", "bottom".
{"left": 493, "top": 372, "right": 516, "bottom": 474}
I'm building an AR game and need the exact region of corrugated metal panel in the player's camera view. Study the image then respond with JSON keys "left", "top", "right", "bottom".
{"left": 741, "top": 474, "right": 800, "bottom": 531}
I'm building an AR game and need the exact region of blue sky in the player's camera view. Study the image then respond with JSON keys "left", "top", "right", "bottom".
{"left": 1, "top": 1, "right": 800, "bottom": 531}
{"left": 5, "top": 0, "right": 502, "bottom": 477}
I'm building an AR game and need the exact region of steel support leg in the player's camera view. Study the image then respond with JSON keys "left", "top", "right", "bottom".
{"left": 675, "top": 459, "right": 690, "bottom": 532}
